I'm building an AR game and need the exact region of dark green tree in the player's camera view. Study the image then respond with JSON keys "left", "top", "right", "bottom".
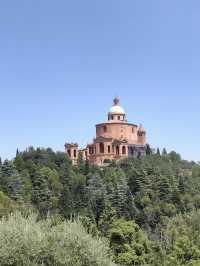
{"left": 0, "top": 160, "right": 24, "bottom": 201}
{"left": 146, "top": 144, "right": 152, "bottom": 155}
{"left": 156, "top": 148, "right": 161, "bottom": 156}
{"left": 87, "top": 173, "right": 107, "bottom": 226}
{"left": 32, "top": 170, "right": 50, "bottom": 216}
{"left": 109, "top": 218, "right": 153, "bottom": 266}
{"left": 162, "top": 148, "right": 167, "bottom": 156}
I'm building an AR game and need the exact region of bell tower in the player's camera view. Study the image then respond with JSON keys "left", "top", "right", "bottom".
{"left": 65, "top": 143, "right": 78, "bottom": 165}
{"left": 137, "top": 124, "right": 146, "bottom": 145}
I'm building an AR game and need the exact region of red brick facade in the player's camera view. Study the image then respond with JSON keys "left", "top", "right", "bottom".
{"left": 65, "top": 98, "right": 146, "bottom": 165}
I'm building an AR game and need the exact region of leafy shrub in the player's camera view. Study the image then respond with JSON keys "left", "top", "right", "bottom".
{"left": 0, "top": 191, "right": 18, "bottom": 218}
{"left": 0, "top": 212, "right": 116, "bottom": 266}
{"left": 109, "top": 218, "right": 153, "bottom": 266}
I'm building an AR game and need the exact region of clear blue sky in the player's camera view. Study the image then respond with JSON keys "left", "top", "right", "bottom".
{"left": 0, "top": 0, "right": 200, "bottom": 161}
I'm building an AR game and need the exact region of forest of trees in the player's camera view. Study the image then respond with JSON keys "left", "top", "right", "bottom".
{"left": 0, "top": 147, "right": 200, "bottom": 265}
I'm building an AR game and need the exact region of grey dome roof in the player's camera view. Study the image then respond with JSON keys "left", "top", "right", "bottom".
{"left": 109, "top": 97, "right": 125, "bottom": 114}
{"left": 109, "top": 105, "right": 125, "bottom": 114}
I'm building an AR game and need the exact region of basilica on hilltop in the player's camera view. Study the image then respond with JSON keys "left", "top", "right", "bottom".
{"left": 65, "top": 97, "right": 147, "bottom": 165}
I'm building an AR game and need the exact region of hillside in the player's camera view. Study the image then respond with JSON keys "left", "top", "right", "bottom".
{"left": 0, "top": 148, "right": 200, "bottom": 265}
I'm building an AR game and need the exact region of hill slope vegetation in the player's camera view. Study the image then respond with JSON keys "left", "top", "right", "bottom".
{"left": 0, "top": 147, "right": 200, "bottom": 265}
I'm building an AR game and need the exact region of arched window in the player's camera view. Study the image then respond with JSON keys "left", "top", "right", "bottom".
{"left": 122, "top": 146, "right": 126, "bottom": 155}
{"left": 103, "top": 125, "right": 107, "bottom": 132}
{"left": 100, "top": 143, "right": 104, "bottom": 153}
{"left": 108, "top": 145, "right": 110, "bottom": 153}
{"left": 67, "top": 149, "right": 71, "bottom": 157}
{"left": 132, "top": 127, "right": 134, "bottom": 133}
{"left": 74, "top": 149, "right": 77, "bottom": 158}
{"left": 89, "top": 147, "right": 94, "bottom": 154}
{"left": 118, "top": 116, "right": 120, "bottom": 120}
{"left": 111, "top": 115, "right": 114, "bottom": 120}
{"left": 116, "top": 146, "right": 119, "bottom": 155}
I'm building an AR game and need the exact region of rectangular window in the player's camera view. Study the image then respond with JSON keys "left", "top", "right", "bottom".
{"left": 108, "top": 145, "right": 110, "bottom": 153}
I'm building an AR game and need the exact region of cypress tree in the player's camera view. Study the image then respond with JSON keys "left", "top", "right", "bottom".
{"left": 32, "top": 170, "right": 50, "bottom": 216}
{"left": 1, "top": 160, "right": 14, "bottom": 194}
{"left": 0, "top": 160, "right": 23, "bottom": 200}
{"left": 59, "top": 163, "right": 75, "bottom": 217}
{"left": 113, "top": 174, "right": 129, "bottom": 217}
{"left": 87, "top": 173, "right": 107, "bottom": 226}
{"left": 146, "top": 144, "right": 152, "bottom": 155}
{"left": 8, "top": 170, "right": 23, "bottom": 201}
{"left": 162, "top": 148, "right": 167, "bottom": 156}
{"left": 156, "top": 148, "right": 161, "bottom": 156}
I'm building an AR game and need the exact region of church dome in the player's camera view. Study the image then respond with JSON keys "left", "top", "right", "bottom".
{"left": 109, "top": 97, "right": 125, "bottom": 114}
{"left": 109, "top": 105, "right": 125, "bottom": 114}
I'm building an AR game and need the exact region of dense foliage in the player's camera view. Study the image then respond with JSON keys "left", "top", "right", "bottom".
{"left": 0, "top": 147, "right": 200, "bottom": 265}
{"left": 0, "top": 212, "right": 115, "bottom": 266}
